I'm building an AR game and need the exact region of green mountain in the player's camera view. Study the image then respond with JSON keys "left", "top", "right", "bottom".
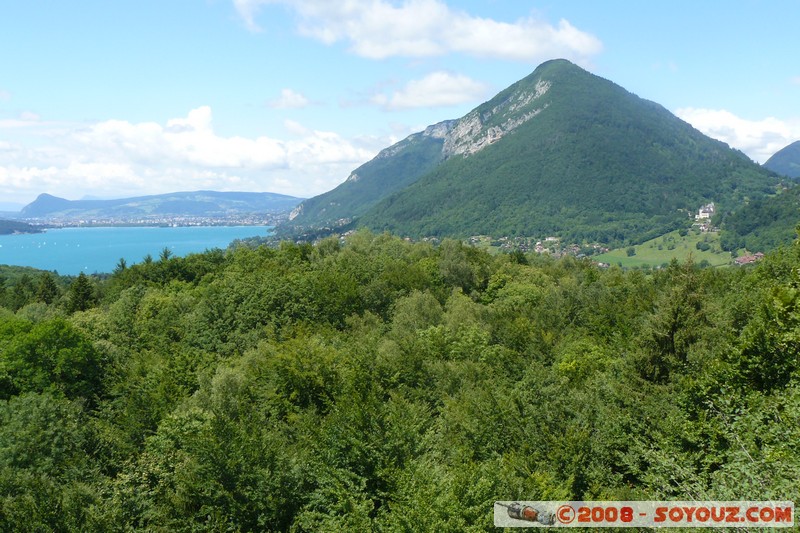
{"left": 764, "top": 140, "right": 800, "bottom": 178}
{"left": 288, "top": 59, "right": 780, "bottom": 245}
{"left": 20, "top": 190, "right": 303, "bottom": 220}
{"left": 288, "top": 121, "right": 454, "bottom": 227}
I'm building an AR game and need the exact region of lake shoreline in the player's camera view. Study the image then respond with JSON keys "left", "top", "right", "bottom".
{"left": 0, "top": 225, "right": 273, "bottom": 275}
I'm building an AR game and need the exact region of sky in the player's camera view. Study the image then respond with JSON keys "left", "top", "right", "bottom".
{"left": 1, "top": 0, "right": 799, "bottom": 208}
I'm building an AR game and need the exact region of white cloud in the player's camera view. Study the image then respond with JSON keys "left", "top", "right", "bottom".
{"left": 232, "top": 0, "right": 266, "bottom": 32}
{"left": 283, "top": 119, "right": 310, "bottom": 136}
{"left": 0, "top": 90, "right": 11, "bottom": 101}
{"left": 792, "top": 76, "right": 800, "bottom": 86}
{"left": 268, "top": 88, "right": 311, "bottom": 109}
{"left": 0, "top": 111, "right": 44, "bottom": 129}
{"left": 676, "top": 107, "right": 800, "bottom": 163}
{"left": 234, "top": 0, "right": 602, "bottom": 63}
{"left": 0, "top": 119, "right": 33, "bottom": 129}
{"left": 19, "top": 111, "right": 40, "bottom": 122}
{"left": 0, "top": 106, "right": 379, "bottom": 203}
{"left": 373, "top": 71, "right": 488, "bottom": 110}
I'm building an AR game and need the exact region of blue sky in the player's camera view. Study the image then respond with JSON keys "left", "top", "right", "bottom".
{"left": 1, "top": 0, "right": 798, "bottom": 207}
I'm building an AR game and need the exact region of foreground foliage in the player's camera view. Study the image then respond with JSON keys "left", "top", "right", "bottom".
{"left": 0, "top": 230, "right": 798, "bottom": 531}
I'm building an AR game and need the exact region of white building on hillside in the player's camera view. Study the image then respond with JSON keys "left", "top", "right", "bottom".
{"left": 697, "top": 203, "right": 715, "bottom": 220}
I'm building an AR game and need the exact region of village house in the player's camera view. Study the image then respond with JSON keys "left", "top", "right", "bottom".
{"left": 696, "top": 202, "right": 715, "bottom": 221}
{"left": 735, "top": 252, "right": 765, "bottom": 265}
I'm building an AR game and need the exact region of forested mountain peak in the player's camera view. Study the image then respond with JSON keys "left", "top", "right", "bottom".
{"left": 288, "top": 60, "right": 572, "bottom": 228}
{"left": 21, "top": 193, "right": 72, "bottom": 216}
{"left": 288, "top": 59, "right": 779, "bottom": 245}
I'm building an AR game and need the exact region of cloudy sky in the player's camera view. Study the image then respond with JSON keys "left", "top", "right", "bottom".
{"left": 1, "top": 0, "right": 798, "bottom": 208}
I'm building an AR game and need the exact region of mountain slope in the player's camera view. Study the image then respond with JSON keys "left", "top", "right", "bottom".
{"left": 20, "top": 191, "right": 303, "bottom": 219}
{"left": 344, "top": 59, "right": 780, "bottom": 244}
{"left": 764, "top": 141, "right": 800, "bottom": 178}
{"left": 718, "top": 186, "right": 800, "bottom": 252}
{"left": 289, "top": 121, "right": 454, "bottom": 227}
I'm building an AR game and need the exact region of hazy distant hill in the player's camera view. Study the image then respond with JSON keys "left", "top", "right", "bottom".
{"left": 764, "top": 141, "right": 800, "bottom": 179}
{"left": 288, "top": 59, "right": 780, "bottom": 245}
{"left": 19, "top": 191, "right": 303, "bottom": 220}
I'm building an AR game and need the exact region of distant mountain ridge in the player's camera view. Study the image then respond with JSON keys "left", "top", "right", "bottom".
{"left": 19, "top": 190, "right": 304, "bottom": 220}
{"left": 764, "top": 141, "right": 800, "bottom": 178}
{"left": 287, "top": 59, "right": 780, "bottom": 245}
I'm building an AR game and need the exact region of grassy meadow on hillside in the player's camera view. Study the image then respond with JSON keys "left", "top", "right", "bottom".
{"left": 596, "top": 228, "right": 732, "bottom": 268}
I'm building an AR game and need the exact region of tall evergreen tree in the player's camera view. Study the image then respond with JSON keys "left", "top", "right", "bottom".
{"left": 66, "top": 272, "right": 96, "bottom": 313}
{"left": 10, "top": 274, "right": 34, "bottom": 311}
{"left": 35, "top": 273, "right": 60, "bottom": 304}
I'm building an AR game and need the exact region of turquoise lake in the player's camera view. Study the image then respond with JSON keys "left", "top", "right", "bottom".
{"left": 0, "top": 226, "right": 272, "bottom": 275}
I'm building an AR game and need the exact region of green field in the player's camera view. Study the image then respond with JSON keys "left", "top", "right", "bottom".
{"left": 595, "top": 229, "right": 732, "bottom": 268}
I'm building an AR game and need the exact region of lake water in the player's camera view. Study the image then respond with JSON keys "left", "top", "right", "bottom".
{"left": 0, "top": 226, "right": 272, "bottom": 275}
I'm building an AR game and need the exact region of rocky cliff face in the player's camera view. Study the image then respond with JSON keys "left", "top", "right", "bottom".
{"left": 442, "top": 80, "right": 550, "bottom": 157}
{"left": 343, "top": 77, "right": 551, "bottom": 178}
{"left": 288, "top": 204, "right": 303, "bottom": 220}
{"left": 284, "top": 60, "right": 576, "bottom": 229}
{"left": 375, "top": 120, "right": 456, "bottom": 160}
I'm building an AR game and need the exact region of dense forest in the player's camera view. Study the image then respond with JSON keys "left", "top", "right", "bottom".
{"left": 0, "top": 231, "right": 798, "bottom": 531}
{"left": 718, "top": 187, "right": 800, "bottom": 253}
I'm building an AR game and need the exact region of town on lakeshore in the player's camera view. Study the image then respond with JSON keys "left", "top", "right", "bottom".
{"left": 30, "top": 212, "right": 289, "bottom": 229}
